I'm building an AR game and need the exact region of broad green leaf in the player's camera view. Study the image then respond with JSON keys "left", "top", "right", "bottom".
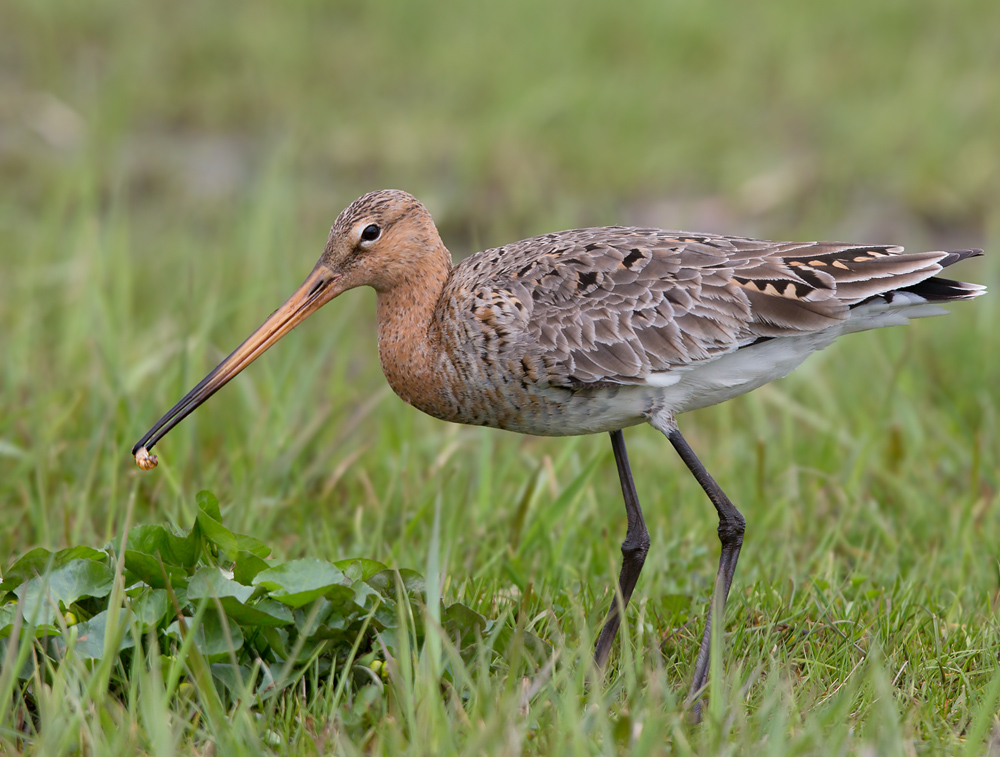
{"left": 119, "top": 524, "right": 199, "bottom": 569}
{"left": 1, "top": 548, "right": 51, "bottom": 585}
{"left": 195, "top": 511, "right": 238, "bottom": 559}
{"left": 311, "top": 610, "right": 354, "bottom": 635}
{"left": 334, "top": 558, "right": 387, "bottom": 582}
{"left": 324, "top": 584, "right": 363, "bottom": 611}
{"left": 0, "top": 602, "right": 18, "bottom": 637}
{"left": 130, "top": 589, "right": 171, "bottom": 630}
{"left": 348, "top": 580, "right": 382, "bottom": 612}
{"left": 15, "top": 559, "right": 115, "bottom": 627}
{"left": 376, "top": 627, "right": 411, "bottom": 659}
{"left": 252, "top": 559, "right": 348, "bottom": 608}
{"left": 220, "top": 598, "right": 292, "bottom": 627}
{"left": 1, "top": 546, "right": 107, "bottom": 591}
{"left": 57, "top": 545, "right": 107, "bottom": 563}
{"left": 195, "top": 491, "right": 259, "bottom": 560}
{"left": 123, "top": 550, "right": 189, "bottom": 589}
{"left": 57, "top": 609, "right": 135, "bottom": 660}
{"left": 234, "top": 534, "right": 270, "bottom": 559}
{"left": 293, "top": 637, "right": 333, "bottom": 663}
{"left": 297, "top": 587, "right": 367, "bottom": 640}
{"left": 261, "top": 626, "right": 289, "bottom": 659}
{"left": 442, "top": 603, "right": 493, "bottom": 654}
{"left": 292, "top": 598, "right": 335, "bottom": 637}
{"left": 234, "top": 551, "right": 270, "bottom": 585}
{"left": 210, "top": 663, "right": 256, "bottom": 697}
{"left": 172, "top": 585, "right": 189, "bottom": 610}
{"left": 366, "top": 569, "right": 425, "bottom": 597}
{"left": 443, "top": 602, "right": 487, "bottom": 642}
{"left": 1, "top": 548, "right": 55, "bottom": 591}
{"left": 0, "top": 637, "right": 37, "bottom": 679}
{"left": 196, "top": 490, "right": 222, "bottom": 521}
{"left": 373, "top": 598, "right": 401, "bottom": 630}
{"left": 187, "top": 568, "right": 254, "bottom": 604}
{"left": 166, "top": 611, "right": 243, "bottom": 662}
{"left": 188, "top": 568, "right": 292, "bottom": 627}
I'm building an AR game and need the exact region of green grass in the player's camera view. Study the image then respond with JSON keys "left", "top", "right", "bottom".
{"left": 2, "top": 0, "right": 999, "bottom": 753}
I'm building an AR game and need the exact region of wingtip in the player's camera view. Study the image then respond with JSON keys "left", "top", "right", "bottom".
{"left": 939, "top": 248, "right": 985, "bottom": 267}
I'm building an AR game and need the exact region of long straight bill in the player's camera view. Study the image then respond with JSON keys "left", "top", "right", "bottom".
{"left": 132, "top": 263, "right": 340, "bottom": 469}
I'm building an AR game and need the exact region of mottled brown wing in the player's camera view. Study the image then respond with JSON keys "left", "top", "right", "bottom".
{"left": 451, "top": 228, "right": 951, "bottom": 388}
{"left": 496, "top": 230, "right": 749, "bottom": 386}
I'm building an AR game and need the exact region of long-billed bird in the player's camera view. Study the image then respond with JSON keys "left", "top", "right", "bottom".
{"left": 133, "top": 189, "right": 984, "bottom": 712}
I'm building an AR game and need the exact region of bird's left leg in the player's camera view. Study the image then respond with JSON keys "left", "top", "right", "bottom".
{"left": 594, "top": 429, "right": 651, "bottom": 670}
{"left": 654, "top": 418, "right": 745, "bottom": 720}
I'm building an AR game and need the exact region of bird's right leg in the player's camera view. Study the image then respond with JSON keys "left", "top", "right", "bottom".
{"left": 594, "top": 429, "right": 651, "bottom": 670}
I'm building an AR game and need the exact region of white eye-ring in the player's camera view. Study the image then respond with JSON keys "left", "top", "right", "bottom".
{"left": 359, "top": 223, "right": 381, "bottom": 245}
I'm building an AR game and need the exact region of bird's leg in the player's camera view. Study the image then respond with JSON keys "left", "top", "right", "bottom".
{"left": 665, "top": 425, "right": 745, "bottom": 720}
{"left": 594, "top": 429, "right": 651, "bottom": 670}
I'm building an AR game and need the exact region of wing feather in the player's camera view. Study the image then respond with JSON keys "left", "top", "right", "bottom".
{"left": 442, "top": 227, "right": 969, "bottom": 389}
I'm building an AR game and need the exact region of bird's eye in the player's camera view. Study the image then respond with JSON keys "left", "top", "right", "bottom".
{"left": 360, "top": 224, "right": 381, "bottom": 242}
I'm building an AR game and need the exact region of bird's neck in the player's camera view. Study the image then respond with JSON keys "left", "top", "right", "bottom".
{"left": 375, "top": 245, "right": 455, "bottom": 418}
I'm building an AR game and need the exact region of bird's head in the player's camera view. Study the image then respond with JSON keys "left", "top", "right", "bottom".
{"left": 319, "top": 189, "right": 446, "bottom": 294}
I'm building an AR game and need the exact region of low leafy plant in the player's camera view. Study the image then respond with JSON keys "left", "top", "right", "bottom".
{"left": 0, "top": 492, "right": 526, "bottom": 713}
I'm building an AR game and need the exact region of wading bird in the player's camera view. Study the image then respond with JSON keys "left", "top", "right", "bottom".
{"left": 133, "top": 190, "right": 984, "bottom": 713}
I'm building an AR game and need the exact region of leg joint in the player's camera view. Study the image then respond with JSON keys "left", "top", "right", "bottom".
{"left": 621, "top": 532, "right": 650, "bottom": 560}
{"left": 717, "top": 515, "right": 745, "bottom": 546}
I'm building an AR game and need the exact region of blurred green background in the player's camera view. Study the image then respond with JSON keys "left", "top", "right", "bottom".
{"left": 6, "top": 0, "right": 1000, "bottom": 238}
{"left": 2, "top": 0, "right": 999, "bottom": 750}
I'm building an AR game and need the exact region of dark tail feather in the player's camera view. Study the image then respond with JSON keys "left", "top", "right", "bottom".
{"left": 900, "top": 248, "right": 985, "bottom": 301}
{"left": 900, "top": 276, "right": 986, "bottom": 301}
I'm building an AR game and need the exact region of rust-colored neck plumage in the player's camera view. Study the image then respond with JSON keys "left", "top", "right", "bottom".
{"left": 374, "top": 238, "right": 454, "bottom": 418}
